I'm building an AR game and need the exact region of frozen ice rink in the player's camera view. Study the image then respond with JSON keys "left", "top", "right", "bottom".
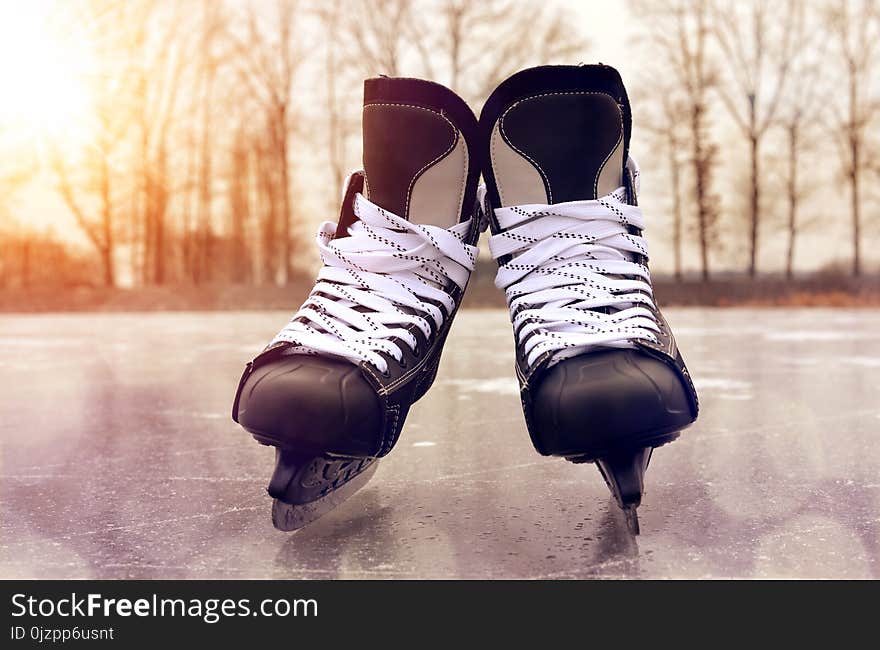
{"left": 1, "top": 308, "right": 878, "bottom": 579}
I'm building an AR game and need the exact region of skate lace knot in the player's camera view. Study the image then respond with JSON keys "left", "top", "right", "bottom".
{"left": 272, "top": 191, "right": 477, "bottom": 374}
{"left": 490, "top": 157, "right": 660, "bottom": 368}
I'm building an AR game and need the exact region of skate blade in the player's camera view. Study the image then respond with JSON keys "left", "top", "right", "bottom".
{"left": 271, "top": 461, "right": 379, "bottom": 532}
{"left": 596, "top": 447, "right": 652, "bottom": 536}
{"left": 621, "top": 504, "right": 640, "bottom": 535}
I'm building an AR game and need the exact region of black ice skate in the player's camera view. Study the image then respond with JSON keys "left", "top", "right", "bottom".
{"left": 233, "top": 78, "right": 483, "bottom": 531}
{"left": 480, "top": 65, "right": 699, "bottom": 534}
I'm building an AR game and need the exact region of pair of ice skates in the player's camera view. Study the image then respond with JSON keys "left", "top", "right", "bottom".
{"left": 232, "top": 65, "right": 699, "bottom": 535}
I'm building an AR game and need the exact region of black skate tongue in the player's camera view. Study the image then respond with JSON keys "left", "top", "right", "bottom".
{"left": 481, "top": 64, "right": 632, "bottom": 207}
{"left": 333, "top": 172, "right": 365, "bottom": 239}
{"left": 335, "top": 77, "right": 479, "bottom": 238}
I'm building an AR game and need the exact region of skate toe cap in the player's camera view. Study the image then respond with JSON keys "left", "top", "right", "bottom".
{"left": 235, "top": 354, "right": 383, "bottom": 457}
{"left": 530, "top": 348, "right": 694, "bottom": 457}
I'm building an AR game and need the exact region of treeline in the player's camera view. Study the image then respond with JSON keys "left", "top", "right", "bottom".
{"left": 632, "top": 0, "right": 879, "bottom": 279}
{"left": 0, "top": 0, "right": 584, "bottom": 288}
{"left": 0, "top": 0, "right": 878, "bottom": 290}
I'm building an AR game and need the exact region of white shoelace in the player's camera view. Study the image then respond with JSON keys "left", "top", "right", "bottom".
{"left": 490, "top": 157, "right": 660, "bottom": 369}
{"left": 272, "top": 188, "right": 477, "bottom": 374}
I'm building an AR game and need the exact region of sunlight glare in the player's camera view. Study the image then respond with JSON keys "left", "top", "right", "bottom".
{"left": 0, "top": 2, "right": 93, "bottom": 142}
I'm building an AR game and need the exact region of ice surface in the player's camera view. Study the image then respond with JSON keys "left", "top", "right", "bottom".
{"left": 1, "top": 308, "right": 878, "bottom": 579}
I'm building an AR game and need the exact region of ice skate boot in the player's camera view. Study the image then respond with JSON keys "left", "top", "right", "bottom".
{"left": 233, "top": 77, "right": 483, "bottom": 531}
{"left": 480, "top": 65, "right": 699, "bottom": 534}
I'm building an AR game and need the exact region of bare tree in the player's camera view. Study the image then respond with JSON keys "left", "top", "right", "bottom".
{"left": 54, "top": 0, "right": 192, "bottom": 287}
{"left": 326, "top": 0, "right": 588, "bottom": 203}
{"left": 47, "top": 0, "right": 155, "bottom": 288}
{"left": 315, "top": 0, "right": 357, "bottom": 205}
{"left": 233, "top": 0, "right": 305, "bottom": 285}
{"left": 346, "top": 0, "right": 413, "bottom": 76}
{"left": 32, "top": 0, "right": 880, "bottom": 291}
{"left": 189, "top": 0, "right": 226, "bottom": 284}
{"left": 712, "top": 0, "right": 799, "bottom": 276}
{"left": 775, "top": 9, "right": 826, "bottom": 279}
{"left": 419, "top": 0, "right": 588, "bottom": 106}
{"left": 641, "top": 88, "right": 689, "bottom": 279}
{"left": 51, "top": 114, "right": 124, "bottom": 287}
{"left": 0, "top": 128, "right": 35, "bottom": 227}
{"left": 825, "top": 0, "right": 880, "bottom": 276}
{"left": 0, "top": 128, "right": 38, "bottom": 288}
{"left": 227, "top": 124, "right": 252, "bottom": 284}
{"left": 46, "top": 0, "right": 144, "bottom": 287}
{"left": 631, "top": 0, "right": 720, "bottom": 280}
{"left": 342, "top": 1, "right": 587, "bottom": 104}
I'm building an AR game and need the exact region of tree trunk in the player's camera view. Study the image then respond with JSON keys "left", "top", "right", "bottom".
{"left": 668, "top": 132, "right": 683, "bottom": 281}
{"left": 691, "top": 105, "right": 710, "bottom": 281}
{"left": 449, "top": 8, "right": 461, "bottom": 91}
{"left": 140, "top": 120, "right": 152, "bottom": 285}
{"left": 748, "top": 133, "right": 759, "bottom": 277}
{"left": 325, "top": 10, "right": 345, "bottom": 202}
{"left": 785, "top": 124, "right": 798, "bottom": 280}
{"left": 846, "top": 60, "right": 861, "bottom": 277}
{"left": 195, "top": 1, "right": 215, "bottom": 285}
{"left": 259, "top": 145, "right": 278, "bottom": 285}
{"left": 21, "top": 240, "right": 31, "bottom": 288}
{"left": 196, "top": 74, "right": 214, "bottom": 285}
{"left": 850, "top": 129, "right": 861, "bottom": 277}
{"left": 152, "top": 147, "right": 170, "bottom": 285}
{"left": 154, "top": 195, "right": 166, "bottom": 286}
{"left": 129, "top": 168, "right": 142, "bottom": 287}
{"left": 100, "top": 246, "right": 114, "bottom": 287}
{"left": 851, "top": 155, "right": 860, "bottom": 277}
{"left": 181, "top": 125, "right": 198, "bottom": 283}
{"left": 99, "top": 155, "right": 115, "bottom": 287}
{"left": 278, "top": 106, "right": 294, "bottom": 284}
{"left": 230, "top": 128, "right": 251, "bottom": 283}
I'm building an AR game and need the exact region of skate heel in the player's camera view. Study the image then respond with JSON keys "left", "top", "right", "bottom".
{"left": 266, "top": 448, "right": 378, "bottom": 532}
{"left": 595, "top": 447, "right": 653, "bottom": 535}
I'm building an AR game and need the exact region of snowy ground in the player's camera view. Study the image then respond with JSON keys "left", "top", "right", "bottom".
{"left": 1, "top": 308, "right": 878, "bottom": 579}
